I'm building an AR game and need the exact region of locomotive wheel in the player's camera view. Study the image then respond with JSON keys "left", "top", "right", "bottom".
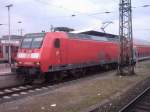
{"left": 16, "top": 74, "right": 27, "bottom": 83}
{"left": 81, "top": 68, "right": 87, "bottom": 76}
{"left": 44, "top": 73, "right": 55, "bottom": 83}
{"left": 70, "top": 69, "right": 82, "bottom": 78}
{"left": 24, "top": 77, "right": 34, "bottom": 84}
{"left": 33, "top": 74, "right": 45, "bottom": 84}
{"left": 87, "top": 67, "right": 96, "bottom": 74}
{"left": 56, "top": 73, "right": 64, "bottom": 82}
{"left": 78, "top": 68, "right": 87, "bottom": 77}
{"left": 44, "top": 72, "right": 64, "bottom": 83}
{"left": 16, "top": 74, "right": 33, "bottom": 84}
{"left": 104, "top": 65, "right": 110, "bottom": 70}
{"left": 69, "top": 69, "right": 78, "bottom": 78}
{"left": 59, "top": 71, "right": 68, "bottom": 81}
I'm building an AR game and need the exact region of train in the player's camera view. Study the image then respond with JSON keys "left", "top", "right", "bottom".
{"left": 12, "top": 30, "right": 150, "bottom": 82}
{"left": 0, "top": 35, "right": 23, "bottom": 63}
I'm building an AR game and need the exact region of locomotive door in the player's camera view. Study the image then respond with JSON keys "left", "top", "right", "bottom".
{"left": 54, "top": 38, "right": 61, "bottom": 64}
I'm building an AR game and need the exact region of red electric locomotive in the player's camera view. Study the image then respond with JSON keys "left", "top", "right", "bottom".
{"left": 13, "top": 31, "right": 120, "bottom": 81}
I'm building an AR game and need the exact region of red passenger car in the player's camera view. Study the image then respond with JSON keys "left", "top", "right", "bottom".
{"left": 134, "top": 42, "right": 150, "bottom": 60}
{"left": 0, "top": 35, "right": 23, "bottom": 63}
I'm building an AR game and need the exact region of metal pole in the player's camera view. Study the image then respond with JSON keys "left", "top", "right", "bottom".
{"left": 129, "top": 0, "right": 135, "bottom": 74}
{"left": 6, "top": 4, "right": 13, "bottom": 67}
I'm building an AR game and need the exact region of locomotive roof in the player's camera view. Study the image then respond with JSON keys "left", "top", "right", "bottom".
{"left": 68, "top": 33, "right": 118, "bottom": 42}
{"left": 68, "top": 30, "right": 119, "bottom": 42}
{"left": 72, "top": 30, "right": 118, "bottom": 38}
{"left": 79, "top": 30, "right": 118, "bottom": 38}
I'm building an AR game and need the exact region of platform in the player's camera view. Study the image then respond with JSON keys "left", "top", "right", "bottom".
{"left": 0, "top": 64, "right": 11, "bottom": 75}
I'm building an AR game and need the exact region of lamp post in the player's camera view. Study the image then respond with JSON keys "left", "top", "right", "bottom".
{"left": 6, "top": 4, "right": 13, "bottom": 67}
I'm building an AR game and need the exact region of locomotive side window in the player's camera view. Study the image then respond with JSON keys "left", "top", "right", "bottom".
{"left": 54, "top": 39, "right": 60, "bottom": 48}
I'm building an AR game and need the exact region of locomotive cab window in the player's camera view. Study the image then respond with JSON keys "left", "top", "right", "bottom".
{"left": 21, "top": 38, "right": 32, "bottom": 48}
{"left": 31, "top": 37, "right": 43, "bottom": 48}
{"left": 54, "top": 39, "right": 60, "bottom": 48}
{"left": 21, "top": 33, "right": 45, "bottom": 49}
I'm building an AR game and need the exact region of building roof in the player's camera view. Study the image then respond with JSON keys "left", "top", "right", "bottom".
{"left": 1, "top": 35, "right": 24, "bottom": 40}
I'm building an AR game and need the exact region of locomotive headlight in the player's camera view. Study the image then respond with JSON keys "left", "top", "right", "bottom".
{"left": 35, "top": 62, "right": 40, "bottom": 66}
{"left": 18, "top": 62, "right": 22, "bottom": 64}
{"left": 30, "top": 53, "right": 40, "bottom": 59}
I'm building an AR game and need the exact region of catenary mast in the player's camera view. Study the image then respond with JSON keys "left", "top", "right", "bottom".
{"left": 118, "top": 0, "right": 135, "bottom": 75}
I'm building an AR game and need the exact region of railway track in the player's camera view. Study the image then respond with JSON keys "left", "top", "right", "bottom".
{"left": 0, "top": 67, "right": 116, "bottom": 104}
{"left": 0, "top": 83, "right": 49, "bottom": 104}
{"left": 119, "top": 87, "right": 150, "bottom": 112}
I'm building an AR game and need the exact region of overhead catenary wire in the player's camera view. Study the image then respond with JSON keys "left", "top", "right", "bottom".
{"left": 35, "top": 0, "right": 149, "bottom": 19}
{"left": 34, "top": 0, "right": 114, "bottom": 21}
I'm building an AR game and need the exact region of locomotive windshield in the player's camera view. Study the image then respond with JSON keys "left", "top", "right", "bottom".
{"left": 31, "top": 37, "right": 43, "bottom": 48}
{"left": 21, "top": 33, "right": 45, "bottom": 49}
{"left": 21, "top": 38, "right": 32, "bottom": 48}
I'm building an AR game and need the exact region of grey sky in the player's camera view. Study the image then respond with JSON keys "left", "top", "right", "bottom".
{"left": 0, "top": 0, "right": 149, "bottom": 41}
